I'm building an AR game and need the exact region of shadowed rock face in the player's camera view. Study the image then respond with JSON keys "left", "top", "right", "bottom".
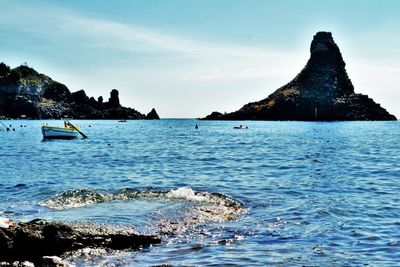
{"left": 0, "top": 219, "right": 160, "bottom": 264}
{"left": 204, "top": 32, "right": 396, "bottom": 121}
{"left": 146, "top": 108, "right": 160, "bottom": 120}
{"left": 108, "top": 89, "right": 120, "bottom": 108}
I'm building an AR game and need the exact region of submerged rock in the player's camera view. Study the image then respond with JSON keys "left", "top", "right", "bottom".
{"left": 42, "top": 256, "right": 70, "bottom": 267}
{"left": 0, "top": 261, "right": 35, "bottom": 267}
{"left": 204, "top": 31, "right": 396, "bottom": 121}
{"left": 0, "top": 219, "right": 161, "bottom": 264}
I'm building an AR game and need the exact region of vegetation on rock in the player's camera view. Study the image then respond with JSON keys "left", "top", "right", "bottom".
{"left": 0, "top": 63, "right": 160, "bottom": 119}
{"left": 204, "top": 32, "right": 396, "bottom": 121}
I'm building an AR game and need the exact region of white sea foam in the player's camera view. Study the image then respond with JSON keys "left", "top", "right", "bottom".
{"left": 0, "top": 217, "right": 10, "bottom": 228}
{"left": 40, "top": 187, "right": 245, "bottom": 238}
{"left": 41, "top": 188, "right": 113, "bottom": 210}
{"left": 165, "top": 187, "right": 206, "bottom": 202}
{"left": 41, "top": 187, "right": 244, "bottom": 218}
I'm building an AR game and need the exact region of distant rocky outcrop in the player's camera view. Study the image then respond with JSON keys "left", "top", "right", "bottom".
{"left": 0, "top": 219, "right": 160, "bottom": 264}
{"left": 108, "top": 89, "right": 120, "bottom": 108}
{"left": 146, "top": 108, "right": 160, "bottom": 120}
{"left": 204, "top": 32, "right": 396, "bottom": 121}
{"left": 0, "top": 63, "right": 160, "bottom": 119}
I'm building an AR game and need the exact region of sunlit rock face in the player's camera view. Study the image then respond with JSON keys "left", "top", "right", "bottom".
{"left": 0, "top": 63, "right": 159, "bottom": 119}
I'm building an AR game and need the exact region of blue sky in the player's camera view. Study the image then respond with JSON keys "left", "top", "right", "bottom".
{"left": 1, "top": 0, "right": 400, "bottom": 118}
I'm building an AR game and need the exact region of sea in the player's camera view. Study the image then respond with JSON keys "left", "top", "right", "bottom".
{"left": 0, "top": 119, "right": 399, "bottom": 266}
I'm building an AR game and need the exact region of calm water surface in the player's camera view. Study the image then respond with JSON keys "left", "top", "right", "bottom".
{"left": 0, "top": 119, "right": 399, "bottom": 266}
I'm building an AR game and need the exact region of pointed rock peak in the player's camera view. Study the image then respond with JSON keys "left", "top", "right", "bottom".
{"left": 310, "top": 31, "right": 335, "bottom": 53}
{"left": 108, "top": 89, "right": 120, "bottom": 107}
{"left": 146, "top": 108, "right": 160, "bottom": 120}
{"left": 13, "top": 64, "right": 40, "bottom": 77}
{"left": 203, "top": 32, "right": 396, "bottom": 121}
{"left": 306, "top": 31, "right": 345, "bottom": 70}
{"left": 72, "top": 89, "right": 89, "bottom": 104}
{"left": 289, "top": 31, "right": 351, "bottom": 96}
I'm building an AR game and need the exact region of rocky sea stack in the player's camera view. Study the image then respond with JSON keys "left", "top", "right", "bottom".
{"left": 204, "top": 32, "right": 396, "bottom": 121}
{"left": 0, "top": 63, "right": 159, "bottom": 119}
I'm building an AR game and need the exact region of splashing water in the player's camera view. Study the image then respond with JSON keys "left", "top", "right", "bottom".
{"left": 2, "top": 120, "right": 400, "bottom": 266}
{"left": 41, "top": 187, "right": 243, "bottom": 211}
{"left": 165, "top": 187, "right": 206, "bottom": 202}
{"left": 40, "top": 187, "right": 246, "bottom": 236}
{"left": 40, "top": 188, "right": 113, "bottom": 210}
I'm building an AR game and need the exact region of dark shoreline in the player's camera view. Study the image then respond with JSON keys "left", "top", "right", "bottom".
{"left": 0, "top": 219, "right": 161, "bottom": 265}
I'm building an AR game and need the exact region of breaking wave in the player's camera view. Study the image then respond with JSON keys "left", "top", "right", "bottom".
{"left": 41, "top": 188, "right": 114, "bottom": 210}
{"left": 40, "top": 187, "right": 246, "bottom": 235}
{"left": 41, "top": 187, "right": 243, "bottom": 211}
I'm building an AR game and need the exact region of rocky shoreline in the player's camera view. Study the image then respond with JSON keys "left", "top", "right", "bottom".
{"left": 0, "top": 63, "right": 159, "bottom": 120}
{"left": 203, "top": 32, "right": 396, "bottom": 121}
{"left": 0, "top": 219, "right": 161, "bottom": 266}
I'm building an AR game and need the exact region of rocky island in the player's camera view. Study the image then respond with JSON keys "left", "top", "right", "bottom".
{"left": 204, "top": 32, "right": 396, "bottom": 121}
{"left": 0, "top": 63, "right": 159, "bottom": 120}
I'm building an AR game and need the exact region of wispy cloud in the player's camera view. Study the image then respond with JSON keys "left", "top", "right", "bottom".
{"left": 0, "top": 3, "right": 310, "bottom": 117}
{"left": 2, "top": 2, "right": 398, "bottom": 118}
{"left": 0, "top": 2, "right": 304, "bottom": 80}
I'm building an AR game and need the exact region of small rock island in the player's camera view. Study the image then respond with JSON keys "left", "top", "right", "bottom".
{"left": 204, "top": 32, "right": 396, "bottom": 121}
{"left": 0, "top": 63, "right": 159, "bottom": 119}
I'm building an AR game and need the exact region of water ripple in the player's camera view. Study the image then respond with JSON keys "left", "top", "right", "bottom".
{"left": 0, "top": 120, "right": 399, "bottom": 266}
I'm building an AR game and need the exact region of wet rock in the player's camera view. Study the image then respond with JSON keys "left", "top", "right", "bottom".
{"left": 42, "top": 256, "right": 70, "bottom": 267}
{"left": 203, "top": 31, "right": 396, "bottom": 121}
{"left": 0, "top": 261, "right": 34, "bottom": 267}
{"left": 0, "top": 219, "right": 161, "bottom": 264}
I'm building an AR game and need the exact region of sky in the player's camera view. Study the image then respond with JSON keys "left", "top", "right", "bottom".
{"left": 1, "top": 0, "right": 400, "bottom": 118}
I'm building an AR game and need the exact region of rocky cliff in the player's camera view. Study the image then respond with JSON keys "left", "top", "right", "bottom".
{"left": 204, "top": 32, "right": 396, "bottom": 121}
{"left": 0, "top": 63, "right": 160, "bottom": 119}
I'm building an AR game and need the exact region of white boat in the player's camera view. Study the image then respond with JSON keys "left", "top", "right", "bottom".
{"left": 41, "top": 124, "right": 79, "bottom": 139}
{"left": 234, "top": 125, "right": 248, "bottom": 129}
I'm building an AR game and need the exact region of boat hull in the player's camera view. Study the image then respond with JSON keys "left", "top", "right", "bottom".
{"left": 42, "top": 126, "right": 79, "bottom": 139}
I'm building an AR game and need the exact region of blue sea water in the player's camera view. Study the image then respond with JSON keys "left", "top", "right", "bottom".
{"left": 0, "top": 119, "right": 400, "bottom": 266}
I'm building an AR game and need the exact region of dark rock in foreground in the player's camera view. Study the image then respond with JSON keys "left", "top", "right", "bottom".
{"left": 203, "top": 32, "right": 396, "bottom": 121}
{"left": 0, "top": 219, "right": 160, "bottom": 264}
{"left": 0, "top": 63, "right": 159, "bottom": 119}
